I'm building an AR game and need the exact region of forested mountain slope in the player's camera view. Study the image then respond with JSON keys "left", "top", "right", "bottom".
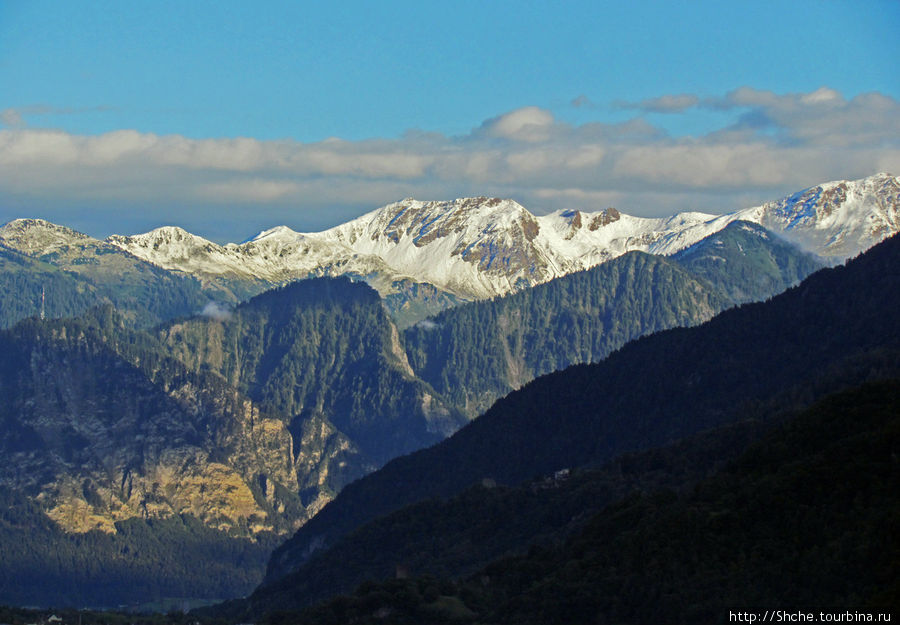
{"left": 0, "top": 244, "right": 102, "bottom": 328}
{"left": 156, "top": 277, "right": 464, "bottom": 469}
{"left": 404, "top": 220, "right": 823, "bottom": 418}
{"left": 0, "top": 278, "right": 465, "bottom": 608}
{"left": 0, "top": 487, "right": 279, "bottom": 609}
{"left": 263, "top": 233, "right": 900, "bottom": 585}
{"left": 280, "top": 380, "right": 900, "bottom": 624}
{"left": 670, "top": 220, "right": 823, "bottom": 304}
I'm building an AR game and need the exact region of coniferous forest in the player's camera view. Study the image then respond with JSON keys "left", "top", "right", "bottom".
{"left": 220, "top": 233, "right": 900, "bottom": 621}
{"left": 0, "top": 227, "right": 895, "bottom": 621}
{"left": 272, "top": 380, "right": 899, "bottom": 624}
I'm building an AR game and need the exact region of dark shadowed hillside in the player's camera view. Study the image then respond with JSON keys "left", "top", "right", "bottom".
{"left": 260, "top": 233, "right": 899, "bottom": 591}
{"left": 279, "top": 380, "right": 899, "bottom": 624}
{"left": 225, "top": 417, "right": 772, "bottom": 617}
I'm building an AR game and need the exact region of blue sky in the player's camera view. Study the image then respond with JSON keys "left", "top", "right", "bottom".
{"left": 1, "top": 0, "right": 898, "bottom": 241}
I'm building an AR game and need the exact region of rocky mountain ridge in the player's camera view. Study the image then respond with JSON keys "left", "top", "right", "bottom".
{"left": 105, "top": 173, "right": 898, "bottom": 304}
{"left": 739, "top": 172, "right": 900, "bottom": 260}
{"left": 2, "top": 174, "right": 895, "bottom": 327}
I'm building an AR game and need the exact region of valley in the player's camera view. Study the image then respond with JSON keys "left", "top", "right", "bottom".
{"left": 0, "top": 174, "right": 897, "bottom": 616}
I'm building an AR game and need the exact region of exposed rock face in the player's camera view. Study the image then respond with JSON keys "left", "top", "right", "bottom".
{"left": 0, "top": 279, "right": 466, "bottom": 539}
{"left": 589, "top": 207, "right": 621, "bottom": 230}
{"left": 0, "top": 317, "right": 304, "bottom": 535}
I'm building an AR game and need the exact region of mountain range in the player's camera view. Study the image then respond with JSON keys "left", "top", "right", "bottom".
{"left": 107, "top": 173, "right": 897, "bottom": 305}
{"left": 2, "top": 173, "right": 896, "bottom": 330}
{"left": 0, "top": 173, "right": 897, "bottom": 611}
{"left": 0, "top": 225, "right": 823, "bottom": 608}
{"left": 0, "top": 221, "right": 209, "bottom": 330}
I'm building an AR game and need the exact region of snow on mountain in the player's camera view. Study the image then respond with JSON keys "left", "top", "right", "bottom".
{"left": 104, "top": 200, "right": 735, "bottom": 301}
{"left": 0, "top": 218, "right": 99, "bottom": 257}
{"left": 107, "top": 225, "right": 317, "bottom": 282}
{"left": 732, "top": 172, "right": 900, "bottom": 261}
{"left": 41, "top": 172, "right": 900, "bottom": 302}
{"left": 314, "top": 198, "right": 743, "bottom": 299}
{"left": 0, "top": 217, "right": 161, "bottom": 275}
{"left": 107, "top": 223, "right": 400, "bottom": 293}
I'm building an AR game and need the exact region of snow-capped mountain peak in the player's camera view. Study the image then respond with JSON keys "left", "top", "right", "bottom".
{"left": 105, "top": 226, "right": 236, "bottom": 276}
{"left": 92, "top": 172, "right": 900, "bottom": 302}
{"left": 247, "top": 225, "right": 303, "bottom": 244}
{"left": 107, "top": 225, "right": 217, "bottom": 250}
{"left": 733, "top": 172, "right": 899, "bottom": 260}
{"left": 323, "top": 197, "right": 533, "bottom": 248}
{"left": 0, "top": 218, "right": 95, "bottom": 256}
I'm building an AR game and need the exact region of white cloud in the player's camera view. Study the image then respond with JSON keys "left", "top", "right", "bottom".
{"left": 611, "top": 142, "right": 797, "bottom": 187}
{"left": 533, "top": 186, "right": 623, "bottom": 206}
{"left": 705, "top": 88, "right": 900, "bottom": 148}
{"left": 479, "top": 106, "right": 557, "bottom": 142}
{"left": 1, "top": 89, "right": 898, "bottom": 240}
{"left": 197, "top": 179, "right": 302, "bottom": 203}
{"left": 565, "top": 145, "right": 606, "bottom": 169}
{"left": 800, "top": 87, "right": 841, "bottom": 105}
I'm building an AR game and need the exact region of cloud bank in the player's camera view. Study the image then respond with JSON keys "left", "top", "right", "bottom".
{"left": 1, "top": 87, "right": 898, "bottom": 240}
